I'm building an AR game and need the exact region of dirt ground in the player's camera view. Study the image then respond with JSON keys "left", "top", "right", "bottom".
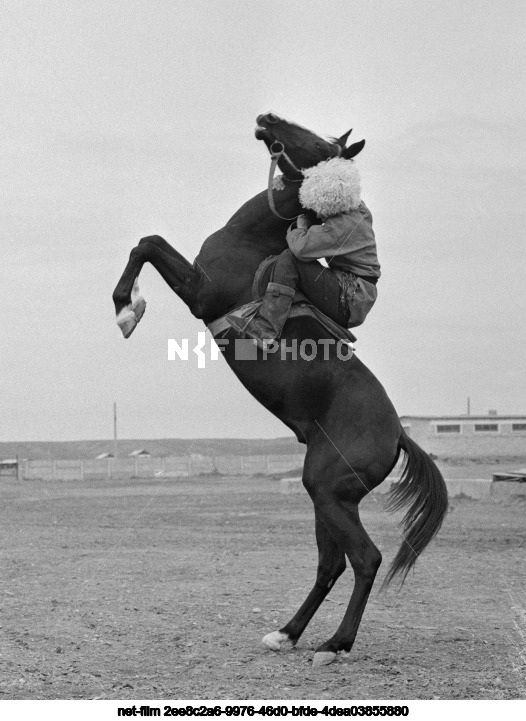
{"left": 1, "top": 471, "right": 525, "bottom": 700}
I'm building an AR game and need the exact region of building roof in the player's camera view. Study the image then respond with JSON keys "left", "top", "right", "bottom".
{"left": 400, "top": 415, "right": 526, "bottom": 421}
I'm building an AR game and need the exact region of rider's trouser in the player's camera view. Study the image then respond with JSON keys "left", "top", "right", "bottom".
{"left": 270, "top": 249, "right": 350, "bottom": 326}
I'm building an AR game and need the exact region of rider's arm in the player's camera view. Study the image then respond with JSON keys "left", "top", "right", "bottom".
{"left": 287, "top": 205, "right": 375, "bottom": 263}
{"left": 286, "top": 220, "right": 341, "bottom": 261}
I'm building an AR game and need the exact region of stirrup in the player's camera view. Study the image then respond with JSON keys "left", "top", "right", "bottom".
{"left": 226, "top": 314, "right": 278, "bottom": 350}
{"left": 226, "top": 313, "right": 253, "bottom": 334}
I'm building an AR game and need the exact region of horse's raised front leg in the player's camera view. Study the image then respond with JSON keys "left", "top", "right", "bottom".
{"left": 261, "top": 511, "right": 346, "bottom": 652}
{"left": 113, "top": 235, "right": 198, "bottom": 338}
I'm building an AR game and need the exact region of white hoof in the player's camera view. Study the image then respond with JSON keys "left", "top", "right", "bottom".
{"left": 312, "top": 651, "right": 337, "bottom": 668}
{"left": 131, "top": 296, "right": 146, "bottom": 322}
{"left": 116, "top": 297, "right": 146, "bottom": 339}
{"left": 261, "top": 630, "right": 292, "bottom": 652}
{"left": 116, "top": 308, "right": 137, "bottom": 339}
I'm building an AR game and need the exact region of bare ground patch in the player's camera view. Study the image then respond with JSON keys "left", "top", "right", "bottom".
{"left": 0, "top": 474, "right": 524, "bottom": 699}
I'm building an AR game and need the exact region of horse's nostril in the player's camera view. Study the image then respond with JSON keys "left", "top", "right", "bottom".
{"left": 267, "top": 113, "right": 280, "bottom": 124}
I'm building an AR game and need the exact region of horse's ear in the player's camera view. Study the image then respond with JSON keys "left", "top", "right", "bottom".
{"left": 342, "top": 139, "right": 365, "bottom": 159}
{"left": 335, "top": 128, "right": 353, "bottom": 148}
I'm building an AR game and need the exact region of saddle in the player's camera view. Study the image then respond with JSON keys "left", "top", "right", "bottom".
{"left": 207, "top": 255, "right": 357, "bottom": 344}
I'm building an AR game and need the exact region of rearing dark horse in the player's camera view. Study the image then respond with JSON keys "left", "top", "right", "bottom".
{"left": 113, "top": 113, "right": 448, "bottom": 667}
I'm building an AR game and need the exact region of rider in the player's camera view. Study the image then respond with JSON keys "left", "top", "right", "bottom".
{"left": 227, "top": 156, "right": 380, "bottom": 348}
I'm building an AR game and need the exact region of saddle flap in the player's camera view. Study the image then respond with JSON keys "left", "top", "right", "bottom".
{"left": 208, "top": 296, "right": 356, "bottom": 344}
{"left": 290, "top": 297, "right": 357, "bottom": 344}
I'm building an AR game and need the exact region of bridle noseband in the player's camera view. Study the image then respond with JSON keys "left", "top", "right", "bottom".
{"left": 266, "top": 140, "right": 342, "bottom": 222}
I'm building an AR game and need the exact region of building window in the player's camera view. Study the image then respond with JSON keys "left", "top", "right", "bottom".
{"left": 474, "top": 424, "right": 499, "bottom": 432}
{"left": 436, "top": 424, "right": 461, "bottom": 433}
{"left": 512, "top": 423, "right": 526, "bottom": 432}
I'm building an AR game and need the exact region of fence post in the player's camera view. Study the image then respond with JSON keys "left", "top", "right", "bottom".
{"left": 107, "top": 458, "right": 112, "bottom": 479}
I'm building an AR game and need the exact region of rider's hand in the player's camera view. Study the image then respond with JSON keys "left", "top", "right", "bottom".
{"left": 296, "top": 214, "right": 312, "bottom": 230}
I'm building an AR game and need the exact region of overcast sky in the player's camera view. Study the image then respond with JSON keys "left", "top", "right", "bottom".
{"left": 1, "top": 0, "right": 525, "bottom": 441}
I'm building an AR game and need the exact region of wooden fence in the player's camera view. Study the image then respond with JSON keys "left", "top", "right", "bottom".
{"left": 21, "top": 453, "right": 307, "bottom": 481}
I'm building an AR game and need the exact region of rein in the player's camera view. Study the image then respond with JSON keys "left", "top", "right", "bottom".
{"left": 267, "top": 141, "right": 303, "bottom": 221}
{"left": 266, "top": 140, "right": 343, "bottom": 222}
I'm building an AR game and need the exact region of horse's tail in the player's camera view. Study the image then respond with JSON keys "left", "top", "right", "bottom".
{"left": 383, "top": 430, "right": 448, "bottom": 587}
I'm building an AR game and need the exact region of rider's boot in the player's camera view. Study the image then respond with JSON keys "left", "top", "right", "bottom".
{"left": 226, "top": 282, "right": 295, "bottom": 349}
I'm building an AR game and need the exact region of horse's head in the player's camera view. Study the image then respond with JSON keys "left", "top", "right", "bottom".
{"left": 255, "top": 112, "right": 365, "bottom": 177}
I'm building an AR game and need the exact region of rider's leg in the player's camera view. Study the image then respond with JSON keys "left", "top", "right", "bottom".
{"left": 227, "top": 249, "right": 348, "bottom": 346}
{"left": 268, "top": 249, "right": 349, "bottom": 326}
{"left": 292, "top": 258, "right": 349, "bottom": 326}
{"left": 227, "top": 280, "right": 295, "bottom": 348}
{"left": 226, "top": 250, "right": 298, "bottom": 347}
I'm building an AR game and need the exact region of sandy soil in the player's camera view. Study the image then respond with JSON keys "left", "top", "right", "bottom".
{"left": 1, "top": 473, "right": 525, "bottom": 700}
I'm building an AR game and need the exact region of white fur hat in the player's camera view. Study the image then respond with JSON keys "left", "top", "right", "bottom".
{"left": 299, "top": 157, "right": 361, "bottom": 218}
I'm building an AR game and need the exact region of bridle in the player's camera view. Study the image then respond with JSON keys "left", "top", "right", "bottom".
{"left": 266, "top": 141, "right": 302, "bottom": 221}
{"left": 266, "top": 140, "right": 342, "bottom": 222}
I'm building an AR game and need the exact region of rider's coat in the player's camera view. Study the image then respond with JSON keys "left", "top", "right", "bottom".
{"left": 286, "top": 202, "right": 380, "bottom": 280}
{"left": 285, "top": 157, "right": 380, "bottom": 328}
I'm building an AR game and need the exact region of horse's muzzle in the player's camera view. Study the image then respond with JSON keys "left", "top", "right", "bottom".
{"left": 255, "top": 125, "right": 273, "bottom": 142}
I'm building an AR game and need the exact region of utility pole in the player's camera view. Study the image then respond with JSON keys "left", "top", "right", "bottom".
{"left": 467, "top": 397, "right": 471, "bottom": 416}
{"left": 113, "top": 402, "right": 118, "bottom": 458}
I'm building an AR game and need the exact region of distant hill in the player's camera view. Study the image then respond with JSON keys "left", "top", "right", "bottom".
{"left": 0, "top": 437, "right": 305, "bottom": 461}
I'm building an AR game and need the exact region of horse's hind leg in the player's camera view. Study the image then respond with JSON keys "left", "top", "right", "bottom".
{"left": 113, "top": 235, "right": 197, "bottom": 337}
{"left": 262, "top": 511, "right": 346, "bottom": 651}
{"left": 311, "top": 496, "right": 382, "bottom": 667}
{"left": 286, "top": 440, "right": 387, "bottom": 668}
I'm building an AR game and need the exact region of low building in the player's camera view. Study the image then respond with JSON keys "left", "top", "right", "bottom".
{"left": 129, "top": 449, "right": 151, "bottom": 457}
{"left": 0, "top": 458, "right": 19, "bottom": 478}
{"left": 400, "top": 413, "right": 526, "bottom": 458}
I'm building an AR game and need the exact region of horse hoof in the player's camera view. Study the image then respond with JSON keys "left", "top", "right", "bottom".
{"left": 312, "top": 651, "right": 337, "bottom": 668}
{"left": 131, "top": 296, "right": 146, "bottom": 322}
{"left": 261, "top": 630, "right": 291, "bottom": 651}
{"left": 116, "top": 297, "right": 146, "bottom": 339}
{"left": 117, "top": 308, "right": 137, "bottom": 339}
